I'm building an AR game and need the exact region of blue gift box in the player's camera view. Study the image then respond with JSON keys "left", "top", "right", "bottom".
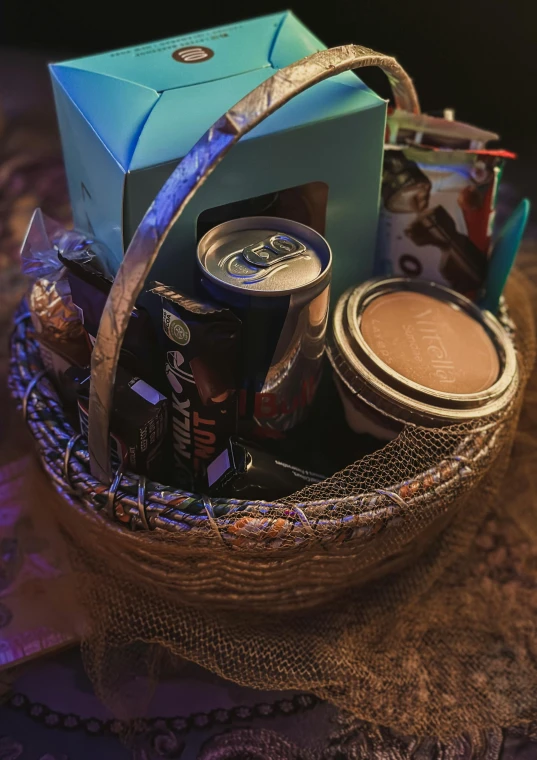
{"left": 50, "top": 11, "right": 386, "bottom": 301}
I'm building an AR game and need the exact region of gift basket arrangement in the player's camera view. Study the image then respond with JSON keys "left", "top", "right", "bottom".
{"left": 8, "top": 13, "right": 537, "bottom": 737}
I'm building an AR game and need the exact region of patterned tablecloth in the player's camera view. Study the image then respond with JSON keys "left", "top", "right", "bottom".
{"left": 0, "top": 448, "right": 534, "bottom": 760}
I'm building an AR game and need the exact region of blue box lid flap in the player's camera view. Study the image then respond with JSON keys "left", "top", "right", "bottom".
{"left": 52, "top": 13, "right": 288, "bottom": 92}
{"left": 50, "top": 11, "right": 383, "bottom": 172}
{"left": 50, "top": 66, "right": 160, "bottom": 171}
{"left": 130, "top": 71, "right": 382, "bottom": 170}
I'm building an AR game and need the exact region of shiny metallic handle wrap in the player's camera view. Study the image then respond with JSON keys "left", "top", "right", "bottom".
{"left": 89, "top": 44, "right": 420, "bottom": 482}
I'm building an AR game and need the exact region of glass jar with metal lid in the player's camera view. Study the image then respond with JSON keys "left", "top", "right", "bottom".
{"left": 328, "top": 277, "right": 518, "bottom": 439}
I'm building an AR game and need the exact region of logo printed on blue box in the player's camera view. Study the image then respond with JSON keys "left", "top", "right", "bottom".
{"left": 172, "top": 46, "right": 214, "bottom": 63}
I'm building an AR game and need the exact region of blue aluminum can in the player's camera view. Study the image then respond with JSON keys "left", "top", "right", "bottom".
{"left": 197, "top": 216, "right": 332, "bottom": 437}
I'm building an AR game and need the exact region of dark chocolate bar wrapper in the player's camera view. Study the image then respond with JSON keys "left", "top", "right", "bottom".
{"left": 150, "top": 282, "right": 241, "bottom": 481}
{"left": 207, "top": 438, "right": 326, "bottom": 500}
{"left": 59, "top": 255, "right": 166, "bottom": 393}
{"left": 376, "top": 134, "right": 514, "bottom": 299}
{"left": 66, "top": 366, "right": 169, "bottom": 482}
{"left": 406, "top": 204, "right": 487, "bottom": 292}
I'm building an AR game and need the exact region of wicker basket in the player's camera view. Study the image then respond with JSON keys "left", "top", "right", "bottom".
{"left": 8, "top": 45, "right": 523, "bottom": 613}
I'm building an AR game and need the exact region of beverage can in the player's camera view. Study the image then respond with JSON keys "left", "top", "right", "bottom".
{"left": 197, "top": 216, "right": 332, "bottom": 437}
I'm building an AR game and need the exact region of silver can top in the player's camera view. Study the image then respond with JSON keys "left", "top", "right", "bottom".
{"left": 197, "top": 216, "right": 331, "bottom": 296}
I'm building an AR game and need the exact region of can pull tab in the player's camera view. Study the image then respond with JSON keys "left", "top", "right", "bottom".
{"left": 242, "top": 234, "right": 306, "bottom": 268}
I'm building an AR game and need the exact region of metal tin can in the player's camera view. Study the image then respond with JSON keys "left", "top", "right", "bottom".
{"left": 328, "top": 277, "right": 518, "bottom": 439}
{"left": 197, "top": 216, "right": 332, "bottom": 437}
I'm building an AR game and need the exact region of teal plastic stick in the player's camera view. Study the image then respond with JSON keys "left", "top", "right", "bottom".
{"left": 480, "top": 198, "right": 530, "bottom": 314}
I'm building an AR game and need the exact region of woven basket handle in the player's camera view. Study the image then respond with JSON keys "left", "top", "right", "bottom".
{"left": 89, "top": 44, "right": 420, "bottom": 483}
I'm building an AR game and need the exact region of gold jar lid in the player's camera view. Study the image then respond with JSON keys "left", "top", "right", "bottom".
{"left": 328, "top": 278, "right": 518, "bottom": 427}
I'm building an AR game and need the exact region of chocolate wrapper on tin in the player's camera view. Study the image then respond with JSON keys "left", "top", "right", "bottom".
{"left": 149, "top": 282, "right": 241, "bottom": 482}
{"left": 65, "top": 365, "right": 169, "bottom": 482}
{"left": 377, "top": 111, "right": 515, "bottom": 299}
{"left": 60, "top": 255, "right": 166, "bottom": 393}
{"left": 207, "top": 437, "right": 326, "bottom": 500}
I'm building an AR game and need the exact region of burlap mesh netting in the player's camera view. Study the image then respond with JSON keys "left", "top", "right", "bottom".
{"left": 11, "top": 262, "right": 533, "bottom": 739}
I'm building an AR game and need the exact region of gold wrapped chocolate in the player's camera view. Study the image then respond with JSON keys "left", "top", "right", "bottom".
{"left": 21, "top": 209, "right": 108, "bottom": 382}
{"left": 29, "top": 273, "right": 90, "bottom": 370}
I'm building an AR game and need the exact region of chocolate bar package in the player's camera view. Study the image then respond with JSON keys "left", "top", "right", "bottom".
{"left": 66, "top": 366, "right": 169, "bottom": 481}
{"left": 377, "top": 111, "right": 515, "bottom": 298}
{"left": 150, "top": 282, "right": 241, "bottom": 481}
{"left": 59, "top": 254, "right": 166, "bottom": 393}
{"left": 207, "top": 437, "right": 326, "bottom": 500}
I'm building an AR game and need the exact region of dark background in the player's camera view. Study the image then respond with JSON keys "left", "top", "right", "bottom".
{"left": 2, "top": 0, "right": 536, "bottom": 150}
{"left": 2, "top": 0, "right": 537, "bottom": 191}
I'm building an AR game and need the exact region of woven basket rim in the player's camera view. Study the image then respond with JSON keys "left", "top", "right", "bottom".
{"left": 8, "top": 309, "right": 517, "bottom": 552}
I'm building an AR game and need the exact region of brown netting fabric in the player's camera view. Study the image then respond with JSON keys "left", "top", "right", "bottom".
{"left": 22, "top": 263, "right": 535, "bottom": 739}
